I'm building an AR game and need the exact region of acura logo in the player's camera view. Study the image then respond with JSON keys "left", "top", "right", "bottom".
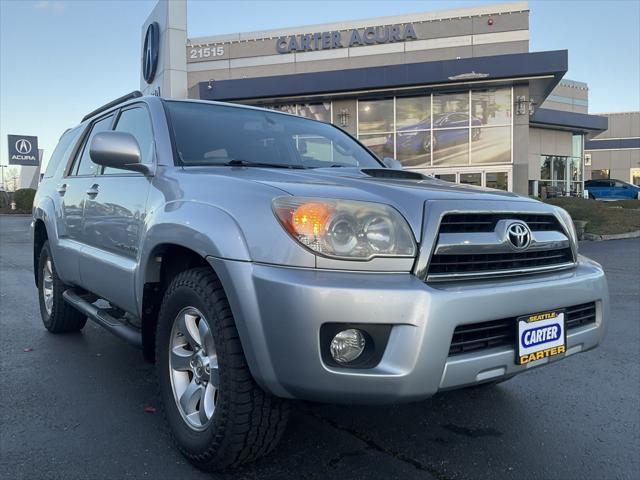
{"left": 142, "top": 21, "right": 159, "bottom": 84}
{"left": 506, "top": 221, "right": 531, "bottom": 250}
{"left": 15, "top": 139, "right": 32, "bottom": 154}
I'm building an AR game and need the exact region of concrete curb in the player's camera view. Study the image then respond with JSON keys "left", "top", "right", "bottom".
{"left": 583, "top": 230, "right": 640, "bottom": 241}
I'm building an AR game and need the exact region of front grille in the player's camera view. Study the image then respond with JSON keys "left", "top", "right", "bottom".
{"left": 448, "top": 302, "right": 596, "bottom": 356}
{"left": 428, "top": 248, "right": 574, "bottom": 277}
{"left": 425, "top": 212, "right": 574, "bottom": 281}
{"left": 438, "top": 213, "right": 563, "bottom": 234}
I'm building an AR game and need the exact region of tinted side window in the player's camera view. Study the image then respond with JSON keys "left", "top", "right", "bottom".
{"left": 43, "top": 127, "right": 83, "bottom": 178}
{"left": 73, "top": 115, "right": 114, "bottom": 176}
{"left": 102, "top": 106, "right": 154, "bottom": 175}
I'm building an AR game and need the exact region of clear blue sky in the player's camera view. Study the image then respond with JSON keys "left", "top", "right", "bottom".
{"left": 1, "top": 0, "right": 639, "bottom": 169}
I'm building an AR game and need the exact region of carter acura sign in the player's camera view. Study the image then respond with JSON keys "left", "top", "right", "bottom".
{"left": 8, "top": 134, "right": 39, "bottom": 166}
{"left": 276, "top": 23, "right": 417, "bottom": 53}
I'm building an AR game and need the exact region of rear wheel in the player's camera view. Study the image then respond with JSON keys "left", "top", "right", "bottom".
{"left": 156, "top": 267, "right": 289, "bottom": 471}
{"left": 37, "top": 241, "right": 87, "bottom": 333}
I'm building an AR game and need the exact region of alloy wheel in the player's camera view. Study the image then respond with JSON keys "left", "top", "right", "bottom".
{"left": 169, "top": 307, "right": 219, "bottom": 431}
{"left": 42, "top": 258, "right": 54, "bottom": 316}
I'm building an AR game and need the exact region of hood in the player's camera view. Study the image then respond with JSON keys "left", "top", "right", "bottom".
{"left": 179, "top": 166, "right": 534, "bottom": 236}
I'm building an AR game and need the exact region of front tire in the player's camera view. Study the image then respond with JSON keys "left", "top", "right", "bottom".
{"left": 155, "top": 267, "right": 289, "bottom": 471}
{"left": 37, "top": 241, "right": 87, "bottom": 333}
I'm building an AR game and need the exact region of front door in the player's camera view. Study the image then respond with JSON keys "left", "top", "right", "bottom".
{"left": 79, "top": 105, "right": 154, "bottom": 315}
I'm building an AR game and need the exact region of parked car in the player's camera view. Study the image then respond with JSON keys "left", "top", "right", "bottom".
{"left": 585, "top": 179, "right": 640, "bottom": 200}
{"left": 389, "top": 112, "right": 482, "bottom": 154}
{"left": 33, "top": 93, "right": 608, "bottom": 472}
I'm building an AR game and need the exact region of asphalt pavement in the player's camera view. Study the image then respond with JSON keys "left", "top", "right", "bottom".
{"left": 1, "top": 215, "right": 638, "bottom": 480}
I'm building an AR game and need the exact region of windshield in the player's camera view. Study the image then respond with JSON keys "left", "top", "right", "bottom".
{"left": 164, "top": 101, "right": 382, "bottom": 169}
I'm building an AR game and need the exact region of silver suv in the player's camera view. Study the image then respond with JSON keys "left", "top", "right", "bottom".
{"left": 33, "top": 92, "right": 608, "bottom": 471}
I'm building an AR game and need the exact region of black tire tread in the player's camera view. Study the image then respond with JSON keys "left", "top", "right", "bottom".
{"left": 38, "top": 241, "right": 87, "bottom": 333}
{"left": 156, "top": 267, "right": 289, "bottom": 471}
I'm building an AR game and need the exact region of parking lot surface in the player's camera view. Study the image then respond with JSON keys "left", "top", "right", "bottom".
{"left": 1, "top": 215, "right": 638, "bottom": 480}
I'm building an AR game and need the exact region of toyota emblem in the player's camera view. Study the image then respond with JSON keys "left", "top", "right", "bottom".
{"left": 506, "top": 221, "right": 531, "bottom": 250}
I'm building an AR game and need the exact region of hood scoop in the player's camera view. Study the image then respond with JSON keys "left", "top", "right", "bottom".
{"left": 361, "top": 169, "right": 426, "bottom": 180}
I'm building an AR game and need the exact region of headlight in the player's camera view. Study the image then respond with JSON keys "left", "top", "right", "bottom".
{"left": 554, "top": 206, "right": 578, "bottom": 252}
{"left": 272, "top": 196, "right": 417, "bottom": 260}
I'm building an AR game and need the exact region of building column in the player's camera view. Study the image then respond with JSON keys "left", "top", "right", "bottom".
{"left": 512, "top": 84, "right": 530, "bottom": 195}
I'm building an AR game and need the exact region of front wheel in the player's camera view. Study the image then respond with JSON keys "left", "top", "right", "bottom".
{"left": 155, "top": 267, "right": 289, "bottom": 471}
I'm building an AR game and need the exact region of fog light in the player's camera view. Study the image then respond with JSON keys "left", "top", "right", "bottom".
{"left": 330, "top": 329, "right": 365, "bottom": 364}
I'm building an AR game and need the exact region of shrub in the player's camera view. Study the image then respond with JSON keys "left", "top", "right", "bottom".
{"left": 13, "top": 188, "right": 36, "bottom": 211}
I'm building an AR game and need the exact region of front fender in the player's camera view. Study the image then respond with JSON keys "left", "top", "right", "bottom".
{"left": 136, "top": 200, "right": 252, "bottom": 313}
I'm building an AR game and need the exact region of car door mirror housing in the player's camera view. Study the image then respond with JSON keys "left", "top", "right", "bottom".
{"left": 90, "top": 131, "right": 152, "bottom": 175}
{"left": 382, "top": 157, "right": 403, "bottom": 170}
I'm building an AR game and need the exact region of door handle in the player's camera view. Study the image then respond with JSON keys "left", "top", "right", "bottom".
{"left": 56, "top": 183, "right": 67, "bottom": 196}
{"left": 86, "top": 184, "right": 100, "bottom": 197}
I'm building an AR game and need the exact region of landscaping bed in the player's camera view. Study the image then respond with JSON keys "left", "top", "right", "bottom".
{"left": 543, "top": 197, "right": 640, "bottom": 236}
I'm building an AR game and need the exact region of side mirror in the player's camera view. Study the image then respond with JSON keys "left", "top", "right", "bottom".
{"left": 382, "top": 157, "right": 403, "bottom": 170}
{"left": 90, "top": 131, "right": 152, "bottom": 175}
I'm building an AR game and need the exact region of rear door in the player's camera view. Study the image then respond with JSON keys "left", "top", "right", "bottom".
{"left": 79, "top": 105, "right": 154, "bottom": 314}
{"left": 55, "top": 114, "right": 115, "bottom": 284}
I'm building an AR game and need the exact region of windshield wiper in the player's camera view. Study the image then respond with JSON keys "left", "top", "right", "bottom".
{"left": 224, "top": 159, "right": 307, "bottom": 169}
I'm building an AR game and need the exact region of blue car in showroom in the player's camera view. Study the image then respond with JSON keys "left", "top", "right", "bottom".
{"left": 392, "top": 112, "right": 482, "bottom": 154}
{"left": 585, "top": 179, "right": 640, "bottom": 200}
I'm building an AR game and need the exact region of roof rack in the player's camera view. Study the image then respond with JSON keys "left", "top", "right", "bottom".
{"left": 81, "top": 91, "right": 143, "bottom": 122}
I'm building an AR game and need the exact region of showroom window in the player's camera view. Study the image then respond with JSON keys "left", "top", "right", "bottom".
{"left": 355, "top": 87, "right": 512, "bottom": 169}
{"left": 631, "top": 168, "right": 640, "bottom": 186}
{"left": 430, "top": 169, "right": 510, "bottom": 190}
{"left": 266, "top": 103, "right": 331, "bottom": 123}
{"left": 540, "top": 155, "right": 583, "bottom": 197}
{"left": 357, "top": 98, "right": 394, "bottom": 160}
{"left": 590, "top": 169, "right": 610, "bottom": 180}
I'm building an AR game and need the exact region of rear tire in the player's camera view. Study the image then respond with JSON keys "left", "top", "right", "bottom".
{"left": 37, "top": 241, "right": 87, "bottom": 333}
{"left": 155, "top": 267, "right": 289, "bottom": 471}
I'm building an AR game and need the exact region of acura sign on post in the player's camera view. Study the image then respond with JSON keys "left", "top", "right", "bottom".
{"left": 8, "top": 134, "right": 39, "bottom": 166}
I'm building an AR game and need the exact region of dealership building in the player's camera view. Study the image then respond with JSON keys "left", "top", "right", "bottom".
{"left": 140, "top": 1, "right": 639, "bottom": 194}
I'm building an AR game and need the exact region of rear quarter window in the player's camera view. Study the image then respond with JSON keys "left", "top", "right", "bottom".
{"left": 43, "top": 127, "right": 83, "bottom": 179}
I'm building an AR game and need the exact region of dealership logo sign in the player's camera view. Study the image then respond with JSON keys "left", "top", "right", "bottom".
{"left": 15, "top": 139, "right": 32, "bottom": 155}
{"left": 142, "top": 21, "right": 159, "bottom": 84}
{"left": 276, "top": 23, "right": 417, "bottom": 54}
{"left": 7, "top": 134, "right": 39, "bottom": 166}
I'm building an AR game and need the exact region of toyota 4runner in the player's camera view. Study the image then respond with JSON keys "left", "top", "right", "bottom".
{"left": 32, "top": 92, "right": 608, "bottom": 471}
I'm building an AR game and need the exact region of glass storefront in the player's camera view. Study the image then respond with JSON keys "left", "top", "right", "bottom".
{"left": 357, "top": 87, "right": 512, "bottom": 168}
{"left": 631, "top": 168, "right": 640, "bottom": 186}
{"left": 264, "top": 90, "right": 514, "bottom": 192}
{"left": 431, "top": 169, "right": 510, "bottom": 191}
{"left": 538, "top": 134, "right": 584, "bottom": 197}
{"left": 268, "top": 102, "right": 331, "bottom": 122}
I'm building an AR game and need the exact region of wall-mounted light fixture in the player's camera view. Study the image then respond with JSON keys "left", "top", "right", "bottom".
{"left": 338, "top": 109, "right": 350, "bottom": 128}
{"left": 516, "top": 96, "right": 537, "bottom": 116}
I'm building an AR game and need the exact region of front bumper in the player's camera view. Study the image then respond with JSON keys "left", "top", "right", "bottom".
{"left": 208, "top": 255, "right": 608, "bottom": 404}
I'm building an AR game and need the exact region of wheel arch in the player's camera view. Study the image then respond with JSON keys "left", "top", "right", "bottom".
{"left": 33, "top": 219, "right": 48, "bottom": 286}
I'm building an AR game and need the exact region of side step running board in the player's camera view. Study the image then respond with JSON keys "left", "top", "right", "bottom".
{"left": 63, "top": 290, "right": 142, "bottom": 349}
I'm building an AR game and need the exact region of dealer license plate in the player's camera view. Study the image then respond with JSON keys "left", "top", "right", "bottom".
{"left": 516, "top": 310, "right": 566, "bottom": 365}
